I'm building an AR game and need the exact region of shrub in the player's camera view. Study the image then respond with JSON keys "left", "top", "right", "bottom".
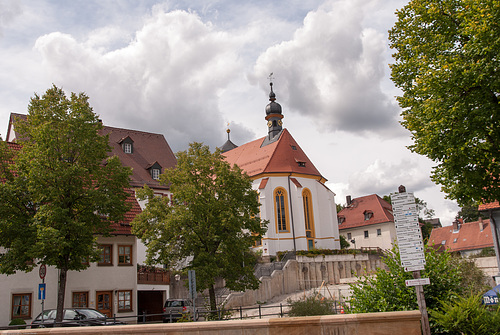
{"left": 8, "top": 318, "right": 26, "bottom": 329}
{"left": 430, "top": 293, "right": 500, "bottom": 335}
{"left": 287, "top": 292, "right": 336, "bottom": 317}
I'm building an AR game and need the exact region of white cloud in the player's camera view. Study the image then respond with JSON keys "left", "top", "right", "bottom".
{"left": 347, "top": 159, "right": 435, "bottom": 197}
{"left": 0, "top": 0, "right": 22, "bottom": 36}
{"left": 250, "top": 0, "right": 402, "bottom": 137}
{"left": 34, "top": 8, "right": 247, "bottom": 151}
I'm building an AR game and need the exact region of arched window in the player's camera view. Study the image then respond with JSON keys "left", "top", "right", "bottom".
{"left": 302, "top": 188, "right": 315, "bottom": 250}
{"left": 274, "top": 187, "right": 289, "bottom": 232}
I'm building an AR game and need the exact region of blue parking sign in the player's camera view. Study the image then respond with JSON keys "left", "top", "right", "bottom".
{"left": 38, "top": 283, "right": 46, "bottom": 300}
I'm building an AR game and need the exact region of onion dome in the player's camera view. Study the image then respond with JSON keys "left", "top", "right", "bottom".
{"left": 265, "top": 82, "right": 282, "bottom": 115}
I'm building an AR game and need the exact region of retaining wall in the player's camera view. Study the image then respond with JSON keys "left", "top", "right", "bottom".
{"left": 0, "top": 311, "right": 421, "bottom": 335}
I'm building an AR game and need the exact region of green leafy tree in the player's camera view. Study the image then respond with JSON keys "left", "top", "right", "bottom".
{"left": 348, "top": 244, "right": 488, "bottom": 333}
{"left": 132, "top": 142, "right": 267, "bottom": 313}
{"left": 457, "top": 203, "right": 487, "bottom": 223}
{"left": 0, "top": 86, "right": 131, "bottom": 323}
{"left": 339, "top": 235, "right": 350, "bottom": 249}
{"left": 389, "top": 0, "right": 500, "bottom": 205}
{"left": 348, "top": 245, "right": 462, "bottom": 312}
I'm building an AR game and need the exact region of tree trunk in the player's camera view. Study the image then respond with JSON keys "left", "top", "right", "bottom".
{"left": 55, "top": 267, "right": 68, "bottom": 325}
{"left": 208, "top": 284, "right": 217, "bottom": 319}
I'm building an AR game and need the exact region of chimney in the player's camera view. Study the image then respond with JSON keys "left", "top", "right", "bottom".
{"left": 346, "top": 195, "right": 352, "bottom": 206}
{"left": 452, "top": 219, "right": 460, "bottom": 232}
{"left": 479, "top": 217, "right": 484, "bottom": 232}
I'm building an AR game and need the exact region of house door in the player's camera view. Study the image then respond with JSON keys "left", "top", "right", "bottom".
{"left": 96, "top": 291, "right": 113, "bottom": 317}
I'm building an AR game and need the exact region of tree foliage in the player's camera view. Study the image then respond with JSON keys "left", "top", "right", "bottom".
{"left": 132, "top": 142, "right": 267, "bottom": 312}
{"left": 389, "top": 0, "right": 500, "bottom": 205}
{"left": 348, "top": 244, "right": 490, "bottom": 333}
{"left": 0, "top": 85, "right": 131, "bottom": 321}
{"left": 457, "top": 203, "right": 487, "bottom": 223}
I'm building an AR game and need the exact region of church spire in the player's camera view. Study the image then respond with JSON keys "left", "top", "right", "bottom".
{"left": 265, "top": 74, "right": 284, "bottom": 141}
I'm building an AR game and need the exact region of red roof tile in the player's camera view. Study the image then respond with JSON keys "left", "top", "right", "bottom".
{"left": 223, "top": 129, "right": 324, "bottom": 180}
{"left": 338, "top": 194, "right": 393, "bottom": 230}
{"left": 109, "top": 189, "right": 142, "bottom": 235}
{"left": 428, "top": 219, "right": 493, "bottom": 252}
{"left": 479, "top": 201, "right": 500, "bottom": 211}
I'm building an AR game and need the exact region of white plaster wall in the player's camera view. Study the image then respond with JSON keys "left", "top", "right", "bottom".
{"left": 341, "top": 222, "right": 396, "bottom": 251}
{"left": 255, "top": 176, "right": 340, "bottom": 256}
{"left": 0, "top": 235, "right": 138, "bottom": 327}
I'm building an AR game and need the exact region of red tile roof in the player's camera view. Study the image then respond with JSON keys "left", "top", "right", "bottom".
{"left": 223, "top": 129, "right": 324, "bottom": 180}
{"left": 109, "top": 189, "right": 142, "bottom": 235}
{"left": 428, "top": 219, "right": 493, "bottom": 252}
{"left": 101, "top": 126, "right": 177, "bottom": 189}
{"left": 479, "top": 201, "right": 500, "bottom": 211}
{"left": 337, "top": 194, "right": 393, "bottom": 230}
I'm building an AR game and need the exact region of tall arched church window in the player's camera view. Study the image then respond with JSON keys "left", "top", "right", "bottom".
{"left": 274, "top": 187, "right": 289, "bottom": 233}
{"left": 302, "top": 188, "right": 315, "bottom": 250}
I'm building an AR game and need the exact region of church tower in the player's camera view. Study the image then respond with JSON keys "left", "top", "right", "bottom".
{"left": 262, "top": 81, "right": 284, "bottom": 146}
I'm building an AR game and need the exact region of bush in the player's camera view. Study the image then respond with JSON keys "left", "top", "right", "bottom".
{"left": 287, "top": 292, "right": 336, "bottom": 317}
{"left": 8, "top": 318, "right": 26, "bottom": 329}
{"left": 430, "top": 293, "right": 500, "bottom": 335}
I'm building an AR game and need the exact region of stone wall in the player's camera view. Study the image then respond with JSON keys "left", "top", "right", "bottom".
{"left": 0, "top": 311, "right": 422, "bottom": 335}
{"left": 225, "top": 253, "right": 383, "bottom": 308}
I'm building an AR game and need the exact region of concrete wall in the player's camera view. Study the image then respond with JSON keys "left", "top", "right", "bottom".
{"left": 0, "top": 311, "right": 422, "bottom": 335}
{"left": 225, "top": 253, "right": 383, "bottom": 308}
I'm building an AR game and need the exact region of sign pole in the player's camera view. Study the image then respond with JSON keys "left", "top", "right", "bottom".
{"left": 39, "top": 264, "right": 47, "bottom": 327}
{"left": 413, "top": 270, "right": 431, "bottom": 335}
{"left": 391, "top": 186, "right": 431, "bottom": 335}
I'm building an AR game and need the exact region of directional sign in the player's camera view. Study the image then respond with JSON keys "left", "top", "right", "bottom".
{"left": 405, "top": 278, "right": 430, "bottom": 287}
{"left": 391, "top": 192, "right": 426, "bottom": 271}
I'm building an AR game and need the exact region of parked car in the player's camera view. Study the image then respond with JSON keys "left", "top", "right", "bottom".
{"left": 31, "top": 308, "right": 125, "bottom": 328}
{"left": 163, "top": 299, "right": 194, "bottom": 322}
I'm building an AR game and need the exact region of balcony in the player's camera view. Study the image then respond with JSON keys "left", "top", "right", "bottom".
{"left": 137, "top": 265, "right": 170, "bottom": 285}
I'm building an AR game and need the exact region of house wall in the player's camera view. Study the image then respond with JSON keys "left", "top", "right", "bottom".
{"left": 0, "top": 235, "right": 137, "bottom": 327}
{"left": 255, "top": 176, "right": 340, "bottom": 256}
{"left": 340, "top": 222, "right": 396, "bottom": 251}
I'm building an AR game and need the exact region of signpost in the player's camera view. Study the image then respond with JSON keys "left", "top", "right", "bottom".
{"left": 391, "top": 186, "right": 431, "bottom": 335}
{"left": 39, "top": 264, "right": 47, "bottom": 327}
{"left": 188, "top": 270, "right": 197, "bottom": 321}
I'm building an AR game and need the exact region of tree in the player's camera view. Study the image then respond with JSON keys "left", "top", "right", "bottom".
{"left": 389, "top": 0, "right": 500, "bottom": 206}
{"left": 457, "top": 203, "right": 487, "bottom": 223}
{"left": 348, "top": 244, "right": 489, "bottom": 333}
{"left": 0, "top": 85, "right": 131, "bottom": 323}
{"left": 132, "top": 142, "right": 267, "bottom": 313}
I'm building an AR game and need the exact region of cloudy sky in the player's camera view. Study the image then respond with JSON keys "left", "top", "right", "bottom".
{"left": 0, "top": 0, "right": 460, "bottom": 224}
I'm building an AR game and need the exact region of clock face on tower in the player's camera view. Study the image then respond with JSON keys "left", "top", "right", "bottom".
{"left": 278, "top": 120, "right": 283, "bottom": 126}
{"left": 267, "top": 120, "right": 272, "bottom": 128}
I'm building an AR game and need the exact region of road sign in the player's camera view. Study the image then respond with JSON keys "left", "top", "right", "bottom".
{"left": 188, "top": 270, "right": 197, "bottom": 300}
{"left": 405, "top": 278, "right": 430, "bottom": 287}
{"left": 39, "top": 264, "right": 46, "bottom": 280}
{"left": 38, "top": 283, "right": 46, "bottom": 300}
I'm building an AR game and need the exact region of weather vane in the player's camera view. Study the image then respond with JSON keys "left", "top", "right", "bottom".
{"left": 268, "top": 72, "right": 274, "bottom": 83}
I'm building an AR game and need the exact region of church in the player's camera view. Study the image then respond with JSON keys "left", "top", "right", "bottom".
{"left": 222, "top": 82, "right": 341, "bottom": 257}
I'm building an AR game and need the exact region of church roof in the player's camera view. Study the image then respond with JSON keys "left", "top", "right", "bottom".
{"left": 223, "top": 128, "right": 324, "bottom": 180}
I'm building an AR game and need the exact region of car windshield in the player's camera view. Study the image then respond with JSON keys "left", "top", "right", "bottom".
{"left": 165, "top": 300, "right": 184, "bottom": 307}
{"left": 77, "top": 309, "right": 106, "bottom": 319}
{"left": 34, "top": 310, "right": 56, "bottom": 321}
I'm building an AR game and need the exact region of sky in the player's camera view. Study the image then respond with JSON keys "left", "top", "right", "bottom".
{"left": 0, "top": 0, "right": 460, "bottom": 225}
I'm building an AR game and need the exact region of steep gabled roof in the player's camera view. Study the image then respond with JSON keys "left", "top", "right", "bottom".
{"left": 337, "top": 194, "right": 394, "bottom": 230}
{"left": 101, "top": 126, "right": 176, "bottom": 189}
{"left": 223, "top": 128, "right": 324, "bottom": 180}
{"left": 479, "top": 201, "right": 500, "bottom": 211}
{"left": 428, "top": 219, "right": 493, "bottom": 252}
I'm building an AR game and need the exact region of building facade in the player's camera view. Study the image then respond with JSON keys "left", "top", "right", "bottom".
{"left": 223, "top": 83, "right": 340, "bottom": 256}
{"left": 337, "top": 194, "right": 396, "bottom": 251}
{"left": 1, "top": 115, "right": 176, "bottom": 326}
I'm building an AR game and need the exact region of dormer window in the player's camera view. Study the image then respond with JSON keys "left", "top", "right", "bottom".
{"left": 151, "top": 168, "right": 160, "bottom": 180}
{"left": 364, "top": 210, "right": 373, "bottom": 220}
{"left": 147, "top": 161, "right": 162, "bottom": 181}
{"left": 296, "top": 160, "right": 306, "bottom": 167}
{"left": 119, "top": 136, "right": 134, "bottom": 154}
{"left": 338, "top": 216, "right": 345, "bottom": 224}
{"left": 124, "top": 143, "right": 132, "bottom": 154}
